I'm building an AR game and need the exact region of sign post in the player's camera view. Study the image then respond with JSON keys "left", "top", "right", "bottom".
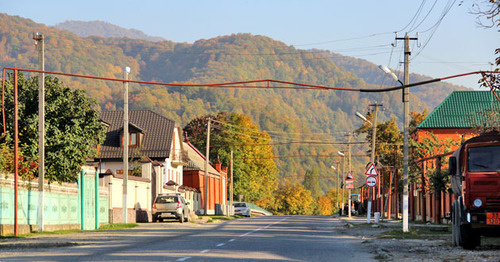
{"left": 365, "top": 163, "right": 379, "bottom": 223}
{"left": 345, "top": 171, "right": 354, "bottom": 218}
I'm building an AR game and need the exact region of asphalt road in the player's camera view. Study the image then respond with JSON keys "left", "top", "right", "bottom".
{"left": 1, "top": 215, "right": 375, "bottom": 261}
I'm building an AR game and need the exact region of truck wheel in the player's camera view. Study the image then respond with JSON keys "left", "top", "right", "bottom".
{"left": 460, "top": 224, "right": 480, "bottom": 250}
{"left": 152, "top": 216, "right": 157, "bottom": 223}
{"left": 179, "top": 213, "right": 184, "bottom": 223}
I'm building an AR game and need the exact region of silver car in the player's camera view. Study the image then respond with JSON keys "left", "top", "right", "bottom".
{"left": 233, "top": 202, "right": 251, "bottom": 217}
{"left": 152, "top": 194, "right": 190, "bottom": 223}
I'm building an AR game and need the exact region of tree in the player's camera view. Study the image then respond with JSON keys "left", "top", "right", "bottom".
{"left": 317, "top": 195, "right": 333, "bottom": 215}
{"left": 302, "top": 167, "right": 321, "bottom": 199}
{"left": 184, "top": 112, "right": 278, "bottom": 204}
{"left": 269, "top": 181, "right": 314, "bottom": 215}
{"left": 2, "top": 73, "right": 106, "bottom": 183}
{"left": 470, "top": 1, "right": 500, "bottom": 94}
{"left": 355, "top": 116, "right": 403, "bottom": 168}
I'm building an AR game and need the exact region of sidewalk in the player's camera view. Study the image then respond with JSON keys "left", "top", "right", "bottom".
{"left": 335, "top": 214, "right": 450, "bottom": 230}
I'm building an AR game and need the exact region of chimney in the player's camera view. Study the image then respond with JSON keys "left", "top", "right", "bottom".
{"left": 215, "top": 155, "right": 222, "bottom": 172}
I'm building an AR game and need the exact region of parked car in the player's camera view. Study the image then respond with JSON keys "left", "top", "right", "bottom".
{"left": 233, "top": 202, "right": 251, "bottom": 217}
{"left": 152, "top": 194, "right": 190, "bottom": 223}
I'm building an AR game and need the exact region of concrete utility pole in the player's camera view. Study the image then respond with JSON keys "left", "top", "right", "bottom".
{"left": 230, "top": 150, "right": 234, "bottom": 215}
{"left": 204, "top": 118, "right": 211, "bottom": 215}
{"left": 347, "top": 133, "right": 352, "bottom": 219}
{"left": 396, "top": 32, "right": 417, "bottom": 232}
{"left": 122, "top": 66, "right": 130, "bottom": 224}
{"left": 33, "top": 32, "right": 45, "bottom": 232}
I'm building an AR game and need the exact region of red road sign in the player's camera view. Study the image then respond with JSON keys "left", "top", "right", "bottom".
{"left": 365, "top": 163, "right": 379, "bottom": 176}
{"left": 366, "top": 176, "right": 377, "bottom": 187}
{"left": 345, "top": 183, "right": 354, "bottom": 189}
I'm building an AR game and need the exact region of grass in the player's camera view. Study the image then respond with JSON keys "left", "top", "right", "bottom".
{"left": 378, "top": 227, "right": 450, "bottom": 240}
{"left": 96, "top": 223, "right": 138, "bottom": 231}
{"left": 0, "top": 223, "right": 138, "bottom": 238}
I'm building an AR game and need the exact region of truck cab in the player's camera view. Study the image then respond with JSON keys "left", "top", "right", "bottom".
{"left": 450, "top": 132, "right": 500, "bottom": 249}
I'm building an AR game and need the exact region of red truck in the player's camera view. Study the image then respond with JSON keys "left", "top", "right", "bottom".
{"left": 450, "top": 131, "right": 500, "bottom": 249}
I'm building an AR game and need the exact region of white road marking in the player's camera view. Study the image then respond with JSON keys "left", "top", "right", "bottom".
{"left": 216, "top": 243, "right": 225, "bottom": 247}
{"left": 229, "top": 239, "right": 235, "bottom": 242}
{"left": 239, "top": 217, "right": 289, "bottom": 238}
{"left": 176, "top": 257, "right": 192, "bottom": 262}
{"left": 201, "top": 249, "right": 210, "bottom": 253}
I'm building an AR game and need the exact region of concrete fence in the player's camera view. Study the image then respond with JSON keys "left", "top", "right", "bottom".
{"left": 0, "top": 167, "right": 109, "bottom": 236}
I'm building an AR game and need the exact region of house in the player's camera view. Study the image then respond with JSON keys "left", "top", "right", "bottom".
{"left": 414, "top": 90, "right": 500, "bottom": 145}
{"left": 95, "top": 110, "right": 190, "bottom": 222}
{"left": 183, "top": 139, "right": 228, "bottom": 215}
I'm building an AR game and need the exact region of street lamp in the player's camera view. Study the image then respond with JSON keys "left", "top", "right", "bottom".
{"left": 379, "top": 65, "right": 403, "bottom": 86}
{"left": 380, "top": 64, "right": 409, "bottom": 232}
{"left": 337, "top": 151, "right": 345, "bottom": 216}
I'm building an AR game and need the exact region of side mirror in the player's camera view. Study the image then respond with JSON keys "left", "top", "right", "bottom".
{"left": 449, "top": 156, "right": 457, "bottom": 176}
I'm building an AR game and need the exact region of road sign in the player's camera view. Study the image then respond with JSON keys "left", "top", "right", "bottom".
{"left": 345, "top": 183, "right": 354, "bottom": 189}
{"left": 346, "top": 171, "right": 353, "bottom": 180}
{"left": 366, "top": 176, "right": 377, "bottom": 187}
{"left": 365, "top": 163, "right": 379, "bottom": 176}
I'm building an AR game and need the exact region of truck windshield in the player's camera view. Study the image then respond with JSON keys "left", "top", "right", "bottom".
{"left": 468, "top": 145, "right": 500, "bottom": 172}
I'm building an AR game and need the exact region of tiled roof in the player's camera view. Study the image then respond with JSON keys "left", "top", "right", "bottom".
{"left": 97, "top": 110, "right": 176, "bottom": 160}
{"left": 417, "top": 91, "right": 500, "bottom": 129}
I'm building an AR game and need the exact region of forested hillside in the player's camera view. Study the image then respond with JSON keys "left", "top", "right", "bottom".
{"left": 0, "top": 13, "right": 468, "bottom": 193}
{"left": 54, "top": 20, "right": 165, "bottom": 42}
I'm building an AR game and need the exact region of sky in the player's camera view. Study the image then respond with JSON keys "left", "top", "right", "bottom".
{"left": 2, "top": 0, "right": 499, "bottom": 89}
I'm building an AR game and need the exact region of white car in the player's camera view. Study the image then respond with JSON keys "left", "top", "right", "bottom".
{"left": 233, "top": 202, "right": 251, "bottom": 217}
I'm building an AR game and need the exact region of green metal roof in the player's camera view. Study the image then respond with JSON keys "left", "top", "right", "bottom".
{"left": 417, "top": 91, "right": 500, "bottom": 129}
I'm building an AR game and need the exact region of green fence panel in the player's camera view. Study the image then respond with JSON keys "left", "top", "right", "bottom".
{"left": 0, "top": 176, "right": 109, "bottom": 229}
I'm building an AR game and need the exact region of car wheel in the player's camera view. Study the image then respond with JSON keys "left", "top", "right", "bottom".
{"left": 179, "top": 213, "right": 184, "bottom": 223}
{"left": 159, "top": 218, "right": 164, "bottom": 222}
{"left": 152, "top": 216, "right": 157, "bottom": 223}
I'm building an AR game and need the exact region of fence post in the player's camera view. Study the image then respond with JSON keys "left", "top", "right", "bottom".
{"left": 95, "top": 168, "right": 99, "bottom": 229}
{"left": 421, "top": 161, "right": 427, "bottom": 223}
{"left": 79, "top": 169, "right": 84, "bottom": 230}
{"left": 435, "top": 157, "right": 442, "bottom": 224}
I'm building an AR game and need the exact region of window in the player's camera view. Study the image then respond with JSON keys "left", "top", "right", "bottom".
{"left": 121, "top": 132, "right": 139, "bottom": 147}
{"left": 130, "top": 133, "right": 137, "bottom": 146}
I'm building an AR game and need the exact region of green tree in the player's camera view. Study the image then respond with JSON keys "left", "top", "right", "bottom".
{"left": 2, "top": 73, "right": 106, "bottom": 183}
{"left": 355, "top": 116, "right": 403, "bottom": 168}
{"left": 302, "top": 167, "right": 321, "bottom": 199}
{"left": 184, "top": 112, "right": 278, "bottom": 204}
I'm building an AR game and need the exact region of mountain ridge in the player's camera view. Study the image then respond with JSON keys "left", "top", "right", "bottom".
{"left": 0, "top": 13, "right": 469, "bottom": 192}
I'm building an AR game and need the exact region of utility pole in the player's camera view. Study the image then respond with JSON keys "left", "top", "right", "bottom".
{"left": 366, "top": 103, "right": 382, "bottom": 223}
{"left": 33, "top": 32, "right": 45, "bottom": 232}
{"left": 230, "top": 150, "right": 234, "bottom": 215}
{"left": 122, "top": 67, "right": 130, "bottom": 224}
{"left": 396, "top": 32, "right": 417, "bottom": 232}
{"left": 334, "top": 161, "right": 339, "bottom": 210}
{"left": 204, "top": 118, "right": 211, "bottom": 215}
{"left": 347, "top": 133, "right": 352, "bottom": 219}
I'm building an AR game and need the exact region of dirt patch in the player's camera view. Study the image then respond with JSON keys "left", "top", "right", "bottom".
{"left": 338, "top": 218, "right": 500, "bottom": 261}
